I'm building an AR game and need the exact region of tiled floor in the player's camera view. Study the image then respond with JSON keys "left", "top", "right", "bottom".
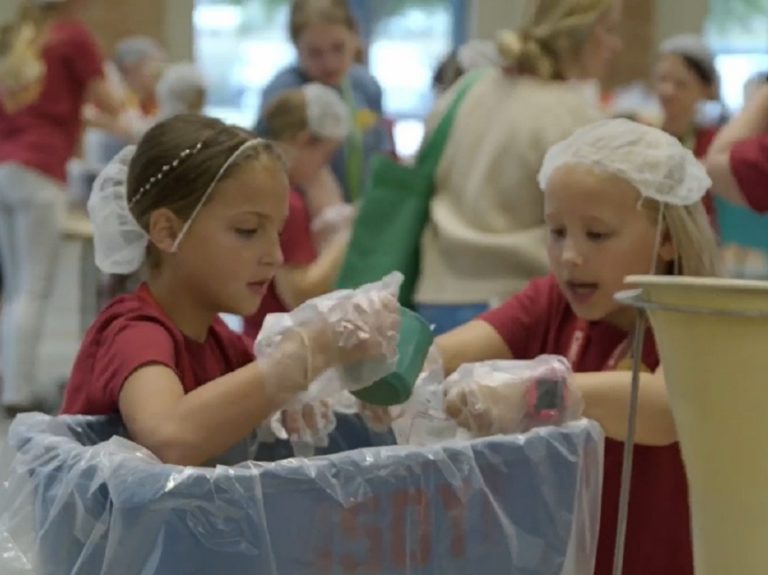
{"left": 0, "top": 240, "right": 84, "bottom": 439}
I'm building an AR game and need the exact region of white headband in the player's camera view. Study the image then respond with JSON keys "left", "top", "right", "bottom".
{"left": 88, "top": 139, "right": 267, "bottom": 274}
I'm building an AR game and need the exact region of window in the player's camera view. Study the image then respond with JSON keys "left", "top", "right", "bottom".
{"left": 706, "top": 0, "right": 768, "bottom": 111}
{"left": 194, "top": 0, "right": 467, "bottom": 150}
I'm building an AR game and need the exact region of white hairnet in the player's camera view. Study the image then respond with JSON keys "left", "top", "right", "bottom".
{"left": 87, "top": 146, "right": 149, "bottom": 274}
{"left": 659, "top": 34, "right": 717, "bottom": 84}
{"left": 88, "top": 139, "right": 267, "bottom": 274}
{"left": 113, "top": 36, "right": 165, "bottom": 70}
{"left": 457, "top": 40, "right": 500, "bottom": 71}
{"left": 301, "top": 83, "right": 351, "bottom": 142}
{"left": 156, "top": 62, "right": 206, "bottom": 119}
{"left": 538, "top": 118, "right": 712, "bottom": 206}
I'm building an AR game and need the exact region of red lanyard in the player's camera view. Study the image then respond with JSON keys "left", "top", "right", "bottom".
{"left": 566, "top": 319, "right": 632, "bottom": 371}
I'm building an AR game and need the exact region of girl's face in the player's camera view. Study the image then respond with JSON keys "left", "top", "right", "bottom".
{"left": 544, "top": 165, "right": 674, "bottom": 329}
{"left": 655, "top": 54, "right": 711, "bottom": 126}
{"left": 284, "top": 133, "right": 340, "bottom": 188}
{"left": 170, "top": 159, "right": 290, "bottom": 317}
{"left": 296, "top": 22, "right": 358, "bottom": 87}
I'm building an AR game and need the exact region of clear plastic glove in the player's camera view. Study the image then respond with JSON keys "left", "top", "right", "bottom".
{"left": 390, "top": 344, "right": 469, "bottom": 446}
{"left": 268, "top": 401, "right": 336, "bottom": 456}
{"left": 444, "top": 356, "right": 582, "bottom": 437}
{"left": 357, "top": 401, "right": 397, "bottom": 434}
{"left": 312, "top": 203, "right": 356, "bottom": 250}
{"left": 256, "top": 273, "right": 402, "bottom": 406}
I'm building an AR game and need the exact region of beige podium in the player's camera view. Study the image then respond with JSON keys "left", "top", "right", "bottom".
{"left": 621, "top": 275, "right": 768, "bottom": 575}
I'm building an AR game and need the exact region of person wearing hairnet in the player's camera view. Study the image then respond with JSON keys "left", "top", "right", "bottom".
{"left": 432, "top": 40, "right": 500, "bottom": 95}
{"left": 155, "top": 62, "right": 207, "bottom": 121}
{"left": 256, "top": 0, "right": 391, "bottom": 202}
{"left": 433, "top": 119, "right": 720, "bottom": 575}
{"left": 111, "top": 36, "right": 166, "bottom": 118}
{"left": 655, "top": 35, "right": 720, "bottom": 159}
{"left": 414, "top": 0, "right": 623, "bottom": 335}
{"left": 245, "top": 83, "right": 353, "bottom": 339}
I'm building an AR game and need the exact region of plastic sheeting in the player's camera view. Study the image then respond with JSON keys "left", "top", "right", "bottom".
{"left": 0, "top": 413, "right": 604, "bottom": 575}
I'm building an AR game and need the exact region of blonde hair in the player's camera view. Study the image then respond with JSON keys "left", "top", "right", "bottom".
{"left": 497, "top": 0, "right": 614, "bottom": 80}
{"left": 261, "top": 90, "right": 309, "bottom": 141}
{"left": 644, "top": 200, "right": 722, "bottom": 278}
{"left": 289, "top": 0, "right": 356, "bottom": 44}
{"left": 0, "top": 0, "right": 64, "bottom": 105}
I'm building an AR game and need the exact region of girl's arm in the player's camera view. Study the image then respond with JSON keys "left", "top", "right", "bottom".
{"left": 119, "top": 362, "right": 287, "bottom": 466}
{"left": 273, "top": 230, "right": 349, "bottom": 310}
{"left": 706, "top": 84, "right": 768, "bottom": 206}
{"left": 119, "top": 330, "right": 313, "bottom": 466}
{"left": 436, "top": 320, "right": 514, "bottom": 376}
{"left": 303, "top": 167, "right": 346, "bottom": 221}
{"left": 438, "top": 322, "right": 677, "bottom": 446}
{"left": 574, "top": 368, "right": 677, "bottom": 446}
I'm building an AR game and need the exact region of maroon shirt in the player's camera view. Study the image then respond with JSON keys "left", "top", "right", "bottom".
{"left": 0, "top": 20, "right": 104, "bottom": 182}
{"left": 244, "top": 188, "right": 317, "bottom": 339}
{"left": 61, "top": 284, "right": 254, "bottom": 416}
{"left": 480, "top": 275, "right": 692, "bottom": 575}
{"left": 730, "top": 134, "right": 768, "bottom": 214}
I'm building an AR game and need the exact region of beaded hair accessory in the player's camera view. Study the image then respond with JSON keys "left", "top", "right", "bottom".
{"left": 129, "top": 141, "right": 203, "bottom": 208}
{"left": 88, "top": 138, "right": 268, "bottom": 275}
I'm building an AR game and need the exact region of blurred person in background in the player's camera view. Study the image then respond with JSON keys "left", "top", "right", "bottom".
{"left": 0, "top": 0, "right": 123, "bottom": 414}
{"left": 414, "top": 0, "right": 623, "bottom": 335}
{"left": 256, "top": 0, "right": 391, "bottom": 203}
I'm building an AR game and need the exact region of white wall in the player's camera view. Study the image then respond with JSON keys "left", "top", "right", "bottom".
{"left": 655, "top": 0, "right": 708, "bottom": 44}
{"left": 0, "top": 0, "right": 20, "bottom": 24}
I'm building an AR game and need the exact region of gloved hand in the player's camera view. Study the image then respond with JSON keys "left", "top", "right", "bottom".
{"left": 269, "top": 400, "right": 337, "bottom": 455}
{"left": 443, "top": 356, "right": 582, "bottom": 437}
{"left": 256, "top": 273, "right": 402, "bottom": 408}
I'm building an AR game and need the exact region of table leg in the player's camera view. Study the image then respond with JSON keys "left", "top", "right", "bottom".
{"left": 79, "top": 240, "right": 99, "bottom": 337}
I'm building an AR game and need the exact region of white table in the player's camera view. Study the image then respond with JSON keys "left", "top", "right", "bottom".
{"left": 61, "top": 210, "right": 98, "bottom": 336}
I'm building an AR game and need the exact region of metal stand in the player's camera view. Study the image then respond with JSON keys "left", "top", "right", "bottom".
{"left": 611, "top": 287, "right": 768, "bottom": 574}
{"left": 611, "top": 311, "right": 646, "bottom": 575}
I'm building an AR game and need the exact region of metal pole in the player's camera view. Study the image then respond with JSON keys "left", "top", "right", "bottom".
{"left": 612, "top": 312, "right": 647, "bottom": 575}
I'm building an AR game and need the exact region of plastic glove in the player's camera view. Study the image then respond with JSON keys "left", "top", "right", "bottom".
{"left": 268, "top": 400, "right": 337, "bottom": 457}
{"left": 389, "top": 344, "right": 469, "bottom": 446}
{"left": 357, "top": 401, "right": 397, "bottom": 434}
{"left": 256, "top": 273, "right": 402, "bottom": 406}
{"left": 312, "top": 203, "right": 356, "bottom": 250}
{"left": 443, "top": 356, "right": 582, "bottom": 437}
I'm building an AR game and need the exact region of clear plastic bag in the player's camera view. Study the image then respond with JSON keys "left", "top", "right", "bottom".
{"left": 0, "top": 412, "right": 604, "bottom": 575}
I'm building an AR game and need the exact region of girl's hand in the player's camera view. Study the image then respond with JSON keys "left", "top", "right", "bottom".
{"left": 444, "top": 356, "right": 580, "bottom": 436}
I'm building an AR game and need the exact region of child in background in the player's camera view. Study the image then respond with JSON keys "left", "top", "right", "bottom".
{"left": 258, "top": 0, "right": 391, "bottom": 202}
{"left": 244, "top": 83, "right": 353, "bottom": 339}
{"left": 61, "top": 114, "right": 399, "bottom": 467}
{"left": 435, "top": 119, "right": 721, "bottom": 575}
{"left": 155, "top": 62, "right": 207, "bottom": 121}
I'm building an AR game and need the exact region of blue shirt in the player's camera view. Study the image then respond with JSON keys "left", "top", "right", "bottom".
{"left": 256, "top": 64, "right": 391, "bottom": 202}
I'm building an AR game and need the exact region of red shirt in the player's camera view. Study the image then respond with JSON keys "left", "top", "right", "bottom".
{"left": 0, "top": 20, "right": 104, "bottom": 182}
{"left": 730, "top": 134, "right": 768, "bottom": 214}
{"left": 243, "top": 189, "right": 317, "bottom": 339}
{"left": 480, "top": 275, "right": 692, "bottom": 575}
{"left": 61, "top": 284, "right": 254, "bottom": 416}
{"left": 692, "top": 127, "right": 717, "bottom": 218}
